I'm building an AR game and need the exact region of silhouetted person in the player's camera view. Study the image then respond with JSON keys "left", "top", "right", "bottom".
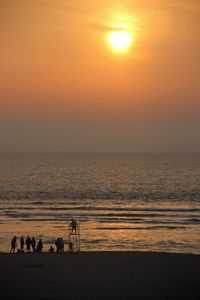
{"left": 71, "top": 218, "right": 77, "bottom": 234}
{"left": 49, "top": 246, "right": 54, "bottom": 253}
{"left": 31, "top": 237, "right": 36, "bottom": 252}
{"left": 55, "top": 238, "right": 59, "bottom": 252}
{"left": 10, "top": 236, "right": 17, "bottom": 253}
{"left": 20, "top": 236, "right": 24, "bottom": 251}
{"left": 60, "top": 238, "right": 64, "bottom": 253}
{"left": 36, "top": 239, "right": 43, "bottom": 253}
{"left": 55, "top": 238, "right": 61, "bottom": 253}
{"left": 69, "top": 241, "right": 73, "bottom": 253}
{"left": 26, "top": 236, "right": 31, "bottom": 252}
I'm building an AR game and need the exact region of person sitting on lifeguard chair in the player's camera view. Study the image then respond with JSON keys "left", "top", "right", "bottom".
{"left": 70, "top": 218, "right": 77, "bottom": 234}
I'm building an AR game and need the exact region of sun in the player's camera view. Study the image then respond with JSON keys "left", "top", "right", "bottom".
{"left": 109, "top": 31, "right": 132, "bottom": 52}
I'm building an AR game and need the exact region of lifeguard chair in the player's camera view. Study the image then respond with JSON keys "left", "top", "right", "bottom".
{"left": 68, "top": 218, "right": 80, "bottom": 253}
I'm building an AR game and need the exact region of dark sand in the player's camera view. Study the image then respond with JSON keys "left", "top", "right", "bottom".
{"left": 0, "top": 252, "right": 199, "bottom": 299}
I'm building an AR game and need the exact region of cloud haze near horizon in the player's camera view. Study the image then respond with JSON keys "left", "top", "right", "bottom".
{"left": 0, "top": 0, "right": 199, "bottom": 153}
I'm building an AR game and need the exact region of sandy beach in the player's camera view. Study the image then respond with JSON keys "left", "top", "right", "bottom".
{"left": 0, "top": 251, "right": 199, "bottom": 299}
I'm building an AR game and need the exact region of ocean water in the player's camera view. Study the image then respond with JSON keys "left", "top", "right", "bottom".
{"left": 0, "top": 153, "right": 199, "bottom": 254}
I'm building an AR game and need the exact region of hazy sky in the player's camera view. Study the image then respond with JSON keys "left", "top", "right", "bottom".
{"left": 0, "top": 0, "right": 200, "bottom": 153}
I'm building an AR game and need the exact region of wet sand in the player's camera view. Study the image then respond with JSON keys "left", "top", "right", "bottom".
{"left": 0, "top": 251, "right": 199, "bottom": 299}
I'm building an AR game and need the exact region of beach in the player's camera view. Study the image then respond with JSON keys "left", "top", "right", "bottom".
{"left": 0, "top": 251, "right": 199, "bottom": 299}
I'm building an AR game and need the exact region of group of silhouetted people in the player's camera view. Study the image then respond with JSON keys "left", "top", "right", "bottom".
{"left": 10, "top": 219, "right": 78, "bottom": 254}
{"left": 10, "top": 236, "right": 43, "bottom": 253}
{"left": 55, "top": 237, "right": 64, "bottom": 253}
{"left": 48, "top": 238, "right": 73, "bottom": 253}
{"left": 10, "top": 236, "right": 74, "bottom": 254}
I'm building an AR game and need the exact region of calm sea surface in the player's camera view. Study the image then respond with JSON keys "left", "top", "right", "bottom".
{"left": 0, "top": 154, "right": 199, "bottom": 254}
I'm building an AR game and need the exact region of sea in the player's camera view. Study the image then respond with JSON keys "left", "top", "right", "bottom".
{"left": 0, "top": 153, "right": 199, "bottom": 254}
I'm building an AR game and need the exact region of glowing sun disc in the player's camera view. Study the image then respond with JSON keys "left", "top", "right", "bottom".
{"left": 109, "top": 31, "right": 132, "bottom": 52}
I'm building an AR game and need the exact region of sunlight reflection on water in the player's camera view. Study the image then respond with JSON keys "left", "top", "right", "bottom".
{"left": 0, "top": 154, "right": 199, "bottom": 253}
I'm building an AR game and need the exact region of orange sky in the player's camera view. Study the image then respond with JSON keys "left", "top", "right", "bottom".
{"left": 0, "top": 0, "right": 200, "bottom": 152}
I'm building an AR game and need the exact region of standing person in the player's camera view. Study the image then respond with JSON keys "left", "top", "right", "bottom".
{"left": 55, "top": 238, "right": 59, "bottom": 252}
{"left": 20, "top": 236, "right": 24, "bottom": 251}
{"left": 60, "top": 238, "right": 64, "bottom": 253}
{"left": 69, "top": 241, "right": 73, "bottom": 253}
{"left": 31, "top": 237, "right": 36, "bottom": 252}
{"left": 71, "top": 218, "right": 77, "bottom": 234}
{"left": 36, "top": 239, "right": 43, "bottom": 253}
{"left": 25, "top": 236, "right": 31, "bottom": 252}
{"left": 10, "top": 236, "right": 17, "bottom": 253}
{"left": 55, "top": 238, "right": 61, "bottom": 253}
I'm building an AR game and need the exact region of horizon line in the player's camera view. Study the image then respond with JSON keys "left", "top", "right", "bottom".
{"left": 0, "top": 151, "right": 199, "bottom": 156}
